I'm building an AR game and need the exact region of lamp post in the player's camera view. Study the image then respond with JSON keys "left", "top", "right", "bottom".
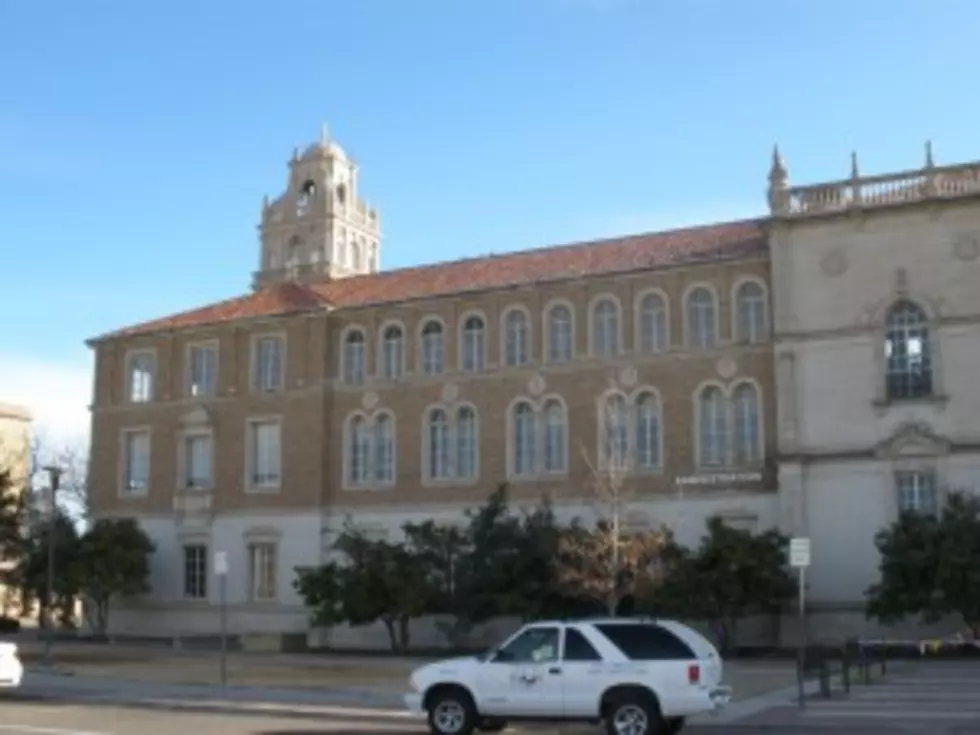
{"left": 41, "top": 465, "right": 62, "bottom": 668}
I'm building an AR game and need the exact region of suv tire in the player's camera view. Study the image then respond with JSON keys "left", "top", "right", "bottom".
{"left": 604, "top": 691, "right": 664, "bottom": 735}
{"left": 426, "top": 687, "right": 478, "bottom": 735}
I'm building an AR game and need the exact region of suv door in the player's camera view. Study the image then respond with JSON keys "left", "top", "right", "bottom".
{"left": 478, "top": 626, "right": 563, "bottom": 718}
{"left": 558, "top": 626, "right": 605, "bottom": 718}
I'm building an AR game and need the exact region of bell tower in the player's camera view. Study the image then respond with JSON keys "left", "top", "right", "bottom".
{"left": 252, "top": 125, "right": 382, "bottom": 289}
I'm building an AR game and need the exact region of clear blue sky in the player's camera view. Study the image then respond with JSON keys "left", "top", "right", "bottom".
{"left": 1, "top": 0, "right": 978, "bottom": 437}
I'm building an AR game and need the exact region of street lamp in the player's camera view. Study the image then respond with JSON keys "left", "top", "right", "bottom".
{"left": 41, "top": 465, "right": 62, "bottom": 668}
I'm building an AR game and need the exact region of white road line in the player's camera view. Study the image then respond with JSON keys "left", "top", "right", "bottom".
{"left": 0, "top": 726, "right": 109, "bottom": 735}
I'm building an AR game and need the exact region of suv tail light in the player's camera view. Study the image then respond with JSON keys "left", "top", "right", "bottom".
{"left": 687, "top": 663, "right": 700, "bottom": 684}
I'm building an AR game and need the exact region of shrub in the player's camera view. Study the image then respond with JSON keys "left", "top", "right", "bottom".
{"left": 0, "top": 616, "right": 21, "bottom": 633}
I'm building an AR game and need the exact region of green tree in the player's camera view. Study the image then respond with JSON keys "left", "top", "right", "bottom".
{"left": 18, "top": 512, "right": 81, "bottom": 627}
{"left": 293, "top": 563, "right": 347, "bottom": 627}
{"left": 76, "top": 518, "right": 155, "bottom": 636}
{"left": 866, "top": 490, "right": 980, "bottom": 636}
{"left": 656, "top": 517, "right": 794, "bottom": 653}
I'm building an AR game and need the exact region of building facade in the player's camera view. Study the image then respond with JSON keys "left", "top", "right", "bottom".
{"left": 0, "top": 402, "right": 32, "bottom": 616}
{"left": 85, "top": 134, "right": 980, "bottom": 643}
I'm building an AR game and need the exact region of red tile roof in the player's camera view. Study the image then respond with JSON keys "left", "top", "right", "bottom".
{"left": 91, "top": 218, "right": 768, "bottom": 343}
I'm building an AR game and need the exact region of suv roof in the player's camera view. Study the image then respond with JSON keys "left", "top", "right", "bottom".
{"left": 531, "top": 616, "right": 667, "bottom": 626}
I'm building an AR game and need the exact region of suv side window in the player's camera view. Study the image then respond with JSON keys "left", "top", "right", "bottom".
{"left": 594, "top": 623, "right": 695, "bottom": 660}
{"left": 494, "top": 627, "right": 560, "bottom": 663}
{"left": 562, "top": 628, "right": 602, "bottom": 662}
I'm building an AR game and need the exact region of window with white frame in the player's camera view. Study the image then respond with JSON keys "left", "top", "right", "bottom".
{"left": 253, "top": 335, "right": 284, "bottom": 392}
{"left": 697, "top": 386, "right": 728, "bottom": 467}
{"left": 687, "top": 287, "right": 717, "bottom": 349}
{"left": 511, "top": 401, "right": 537, "bottom": 476}
{"left": 638, "top": 293, "right": 668, "bottom": 353}
{"left": 247, "top": 541, "right": 278, "bottom": 601}
{"left": 343, "top": 330, "right": 366, "bottom": 385}
{"left": 127, "top": 352, "right": 155, "bottom": 403}
{"left": 348, "top": 415, "right": 371, "bottom": 484}
{"left": 634, "top": 392, "right": 662, "bottom": 470}
{"left": 182, "top": 432, "right": 212, "bottom": 489}
{"left": 186, "top": 343, "right": 217, "bottom": 397}
{"left": 504, "top": 309, "right": 530, "bottom": 367}
{"left": 381, "top": 325, "right": 404, "bottom": 379}
{"left": 735, "top": 282, "right": 768, "bottom": 344}
{"left": 420, "top": 320, "right": 445, "bottom": 375}
{"left": 731, "top": 383, "right": 762, "bottom": 464}
{"left": 345, "top": 413, "right": 396, "bottom": 487}
{"left": 592, "top": 298, "right": 620, "bottom": 357}
{"left": 547, "top": 304, "right": 573, "bottom": 363}
{"left": 374, "top": 414, "right": 395, "bottom": 483}
{"left": 543, "top": 399, "right": 567, "bottom": 473}
{"left": 460, "top": 316, "right": 485, "bottom": 372}
{"left": 885, "top": 301, "right": 932, "bottom": 401}
{"left": 122, "top": 430, "right": 150, "bottom": 493}
{"left": 247, "top": 420, "right": 281, "bottom": 488}
{"left": 427, "top": 408, "right": 451, "bottom": 479}
{"left": 895, "top": 469, "right": 938, "bottom": 514}
{"left": 456, "top": 406, "right": 477, "bottom": 479}
{"left": 600, "top": 394, "right": 630, "bottom": 470}
{"left": 182, "top": 544, "right": 208, "bottom": 600}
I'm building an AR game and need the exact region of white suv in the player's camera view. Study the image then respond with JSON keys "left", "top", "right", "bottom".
{"left": 0, "top": 642, "right": 23, "bottom": 689}
{"left": 405, "top": 617, "right": 731, "bottom": 735}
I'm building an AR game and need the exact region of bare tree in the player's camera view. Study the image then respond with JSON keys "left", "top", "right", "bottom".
{"left": 27, "top": 430, "right": 89, "bottom": 523}
{"left": 557, "top": 392, "right": 669, "bottom": 615}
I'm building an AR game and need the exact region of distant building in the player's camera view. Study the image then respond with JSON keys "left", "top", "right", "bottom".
{"left": 0, "top": 402, "right": 31, "bottom": 617}
{"left": 84, "top": 131, "right": 980, "bottom": 645}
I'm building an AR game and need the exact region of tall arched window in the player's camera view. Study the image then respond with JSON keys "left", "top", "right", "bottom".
{"left": 602, "top": 393, "right": 629, "bottom": 469}
{"left": 381, "top": 325, "right": 404, "bottom": 380}
{"left": 735, "top": 282, "right": 768, "bottom": 344}
{"left": 512, "top": 401, "right": 536, "bottom": 476}
{"left": 543, "top": 399, "right": 567, "bottom": 472}
{"left": 635, "top": 392, "right": 661, "bottom": 470}
{"left": 697, "top": 386, "right": 727, "bottom": 466}
{"left": 343, "top": 329, "right": 366, "bottom": 385}
{"left": 460, "top": 316, "right": 485, "bottom": 372}
{"left": 456, "top": 406, "right": 477, "bottom": 479}
{"left": 374, "top": 413, "right": 395, "bottom": 482}
{"left": 731, "top": 383, "right": 761, "bottom": 463}
{"left": 687, "top": 287, "right": 717, "bottom": 349}
{"left": 420, "top": 320, "right": 445, "bottom": 375}
{"left": 547, "top": 304, "right": 573, "bottom": 363}
{"left": 592, "top": 298, "right": 620, "bottom": 357}
{"left": 885, "top": 301, "right": 932, "bottom": 400}
{"left": 348, "top": 416, "right": 371, "bottom": 484}
{"left": 638, "top": 293, "right": 668, "bottom": 353}
{"left": 427, "top": 408, "right": 450, "bottom": 479}
{"left": 504, "top": 309, "right": 530, "bottom": 366}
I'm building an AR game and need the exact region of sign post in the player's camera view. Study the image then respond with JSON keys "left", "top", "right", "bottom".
{"left": 214, "top": 551, "right": 228, "bottom": 687}
{"left": 789, "top": 537, "right": 811, "bottom": 708}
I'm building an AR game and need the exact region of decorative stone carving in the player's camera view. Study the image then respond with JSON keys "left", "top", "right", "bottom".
{"left": 819, "top": 248, "right": 848, "bottom": 278}
{"left": 894, "top": 266, "right": 910, "bottom": 295}
{"left": 440, "top": 382, "right": 459, "bottom": 404}
{"left": 527, "top": 374, "right": 546, "bottom": 396}
{"left": 618, "top": 366, "right": 638, "bottom": 388}
{"left": 953, "top": 234, "right": 980, "bottom": 262}
{"left": 361, "top": 391, "right": 379, "bottom": 411}
{"left": 874, "top": 420, "right": 950, "bottom": 459}
{"left": 179, "top": 406, "right": 211, "bottom": 427}
{"left": 715, "top": 356, "right": 737, "bottom": 379}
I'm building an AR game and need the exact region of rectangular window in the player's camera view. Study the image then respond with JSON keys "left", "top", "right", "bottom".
{"left": 182, "top": 544, "right": 208, "bottom": 600}
{"left": 183, "top": 433, "right": 212, "bottom": 489}
{"left": 126, "top": 352, "right": 155, "bottom": 403}
{"left": 247, "top": 542, "right": 278, "bottom": 601}
{"left": 122, "top": 430, "right": 150, "bottom": 493}
{"left": 253, "top": 336, "right": 284, "bottom": 392}
{"left": 595, "top": 623, "right": 695, "bottom": 661}
{"left": 187, "top": 343, "right": 218, "bottom": 397}
{"left": 896, "top": 470, "right": 938, "bottom": 514}
{"left": 248, "top": 420, "right": 281, "bottom": 488}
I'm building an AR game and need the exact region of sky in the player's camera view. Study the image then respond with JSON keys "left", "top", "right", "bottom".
{"left": 1, "top": 0, "right": 979, "bottom": 447}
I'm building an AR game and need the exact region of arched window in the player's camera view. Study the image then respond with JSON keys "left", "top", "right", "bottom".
{"left": 602, "top": 393, "right": 629, "bottom": 469}
{"left": 374, "top": 414, "right": 394, "bottom": 482}
{"left": 635, "top": 392, "right": 661, "bottom": 470}
{"left": 460, "top": 316, "right": 485, "bottom": 372}
{"left": 638, "top": 293, "right": 668, "bottom": 353}
{"left": 543, "top": 399, "right": 567, "bottom": 472}
{"left": 885, "top": 301, "right": 932, "bottom": 400}
{"left": 547, "top": 304, "right": 573, "bottom": 363}
{"left": 592, "top": 298, "right": 620, "bottom": 357}
{"left": 348, "top": 416, "right": 371, "bottom": 484}
{"left": 731, "top": 383, "right": 761, "bottom": 464}
{"left": 456, "top": 406, "right": 477, "bottom": 479}
{"left": 343, "top": 329, "right": 366, "bottom": 385}
{"left": 351, "top": 239, "right": 362, "bottom": 271}
{"left": 735, "top": 282, "right": 768, "bottom": 344}
{"left": 697, "top": 386, "right": 727, "bottom": 467}
{"left": 512, "top": 402, "right": 537, "bottom": 476}
{"left": 504, "top": 309, "right": 530, "bottom": 366}
{"left": 420, "top": 320, "right": 445, "bottom": 375}
{"left": 687, "top": 287, "right": 717, "bottom": 349}
{"left": 381, "top": 325, "right": 404, "bottom": 380}
{"left": 427, "top": 408, "right": 450, "bottom": 479}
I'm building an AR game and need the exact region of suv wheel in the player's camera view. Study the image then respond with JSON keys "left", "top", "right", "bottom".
{"left": 605, "top": 692, "right": 663, "bottom": 735}
{"left": 427, "top": 688, "right": 477, "bottom": 735}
